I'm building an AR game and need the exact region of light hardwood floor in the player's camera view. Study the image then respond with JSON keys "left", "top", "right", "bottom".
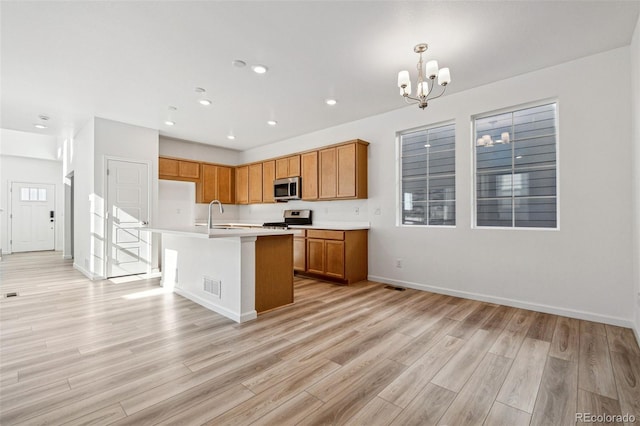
{"left": 1, "top": 251, "right": 639, "bottom": 425}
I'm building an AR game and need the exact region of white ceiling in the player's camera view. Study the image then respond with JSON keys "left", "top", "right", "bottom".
{"left": 1, "top": 1, "right": 639, "bottom": 151}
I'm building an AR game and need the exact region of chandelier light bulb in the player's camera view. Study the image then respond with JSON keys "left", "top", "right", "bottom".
{"left": 425, "top": 60, "right": 439, "bottom": 79}
{"left": 438, "top": 68, "right": 451, "bottom": 86}
{"left": 397, "top": 70, "right": 410, "bottom": 88}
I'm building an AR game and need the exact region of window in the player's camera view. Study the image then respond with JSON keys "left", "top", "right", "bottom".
{"left": 474, "top": 102, "right": 557, "bottom": 228}
{"left": 20, "top": 187, "right": 47, "bottom": 202}
{"left": 399, "top": 123, "right": 456, "bottom": 226}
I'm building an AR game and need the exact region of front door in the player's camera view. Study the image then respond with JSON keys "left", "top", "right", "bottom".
{"left": 11, "top": 182, "right": 55, "bottom": 252}
{"left": 106, "top": 159, "right": 150, "bottom": 278}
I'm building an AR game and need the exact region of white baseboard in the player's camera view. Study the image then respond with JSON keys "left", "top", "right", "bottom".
{"left": 368, "top": 275, "right": 636, "bottom": 329}
{"left": 174, "top": 287, "right": 256, "bottom": 323}
{"left": 73, "top": 263, "right": 104, "bottom": 281}
{"left": 63, "top": 254, "right": 73, "bottom": 260}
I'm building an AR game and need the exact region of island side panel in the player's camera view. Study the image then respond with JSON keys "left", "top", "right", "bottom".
{"left": 161, "top": 233, "right": 252, "bottom": 322}
{"left": 255, "top": 234, "right": 294, "bottom": 313}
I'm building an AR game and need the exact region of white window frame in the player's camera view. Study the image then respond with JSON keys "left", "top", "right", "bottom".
{"left": 397, "top": 120, "right": 456, "bottom": 228}
{"left": 472, "top": 99, "right": 560, "bottom": 231}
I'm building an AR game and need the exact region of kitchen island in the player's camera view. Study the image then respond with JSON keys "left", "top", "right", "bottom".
{"left": 148, "top": 225, "right": 294, "bottom": 323}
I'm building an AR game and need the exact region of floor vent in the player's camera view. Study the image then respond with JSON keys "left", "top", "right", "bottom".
{"left": 5, "top": 292, "right": 18, "bottom": 298}
{"left": 203, "top": 277, "right": 221, "bottom": 298}
{"left": 384, "top": 285, "right": 406, "bottom": 292}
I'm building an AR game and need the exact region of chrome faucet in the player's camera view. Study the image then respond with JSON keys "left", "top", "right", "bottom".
{"left": 208, "top": 200, "right": 224, "bottom": 228}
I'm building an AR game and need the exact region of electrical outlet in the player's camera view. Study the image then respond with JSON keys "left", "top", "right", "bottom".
{"left": 355, "top": 207, "right": 359, "bottom": 215}
{"left": 324, "top": 207, "right": 329, "bottom": 214}
{"left": 374, "top": 208, "right": 381, "bottom": 215}
{"left": 395, "top": 258, "right": 402, "bottom": 268}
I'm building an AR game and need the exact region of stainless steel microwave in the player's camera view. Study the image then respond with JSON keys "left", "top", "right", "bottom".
{"left": 274, "top": 177, "right": 301, "bottom": 201}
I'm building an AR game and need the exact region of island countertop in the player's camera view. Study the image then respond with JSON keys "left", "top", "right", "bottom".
{"left": 146, "top": 225, "right": 294, "bottom": 239}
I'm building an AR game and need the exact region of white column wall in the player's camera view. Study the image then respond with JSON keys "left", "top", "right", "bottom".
{"left": 242, "top": 47, "right": 635, "bottom": 327}
{"left": 630, "top": 14, "right": 640, "bottom": 339}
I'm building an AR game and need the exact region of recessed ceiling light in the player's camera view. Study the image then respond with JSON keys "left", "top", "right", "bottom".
{"left": 227, "top": 135, "right": 236, "bottom": 140}
{"left": 195, "top": 87, "right": 212, "bottom": 106}
{"left": 165, "top": 106, "right": 177, "bottom": 126}
{"left": 251, "top": 65, "right": 268, "bottom": 74}
{"left": 325, "top": 99, "right": 337, "bottom": 106}
{"left": 267, "top": 120, "right": 278, "bottom": 126}
{"left": 232, "top": 59, "right": 247, "bottom": 68}
{"left": 34, "top": 114, "right": 50, "bottom": 129}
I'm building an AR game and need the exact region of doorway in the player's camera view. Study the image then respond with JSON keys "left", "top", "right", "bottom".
{"left": 10, "top": 182, "right": 56, "bottom": 252}
{"left": 105, "top": 159, "right": 150, "bottom": 278}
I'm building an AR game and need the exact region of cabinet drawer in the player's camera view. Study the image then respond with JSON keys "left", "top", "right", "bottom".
{"left": 307, "top": 229, "right": 344, "bottom": 240}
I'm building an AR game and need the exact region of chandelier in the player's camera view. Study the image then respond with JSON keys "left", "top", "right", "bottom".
{"left": 397, "top": 43, "right": 451, "bottom": 109}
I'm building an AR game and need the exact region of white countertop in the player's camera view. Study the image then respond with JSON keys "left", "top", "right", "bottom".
{"left": 147, "top": 225, "right": 294, "bottom": 239}
{"left": 194, "top": 221, "right": 370, "bottom": 231}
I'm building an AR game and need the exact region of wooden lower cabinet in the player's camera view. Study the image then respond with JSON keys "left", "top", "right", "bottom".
{"left": 300, "top": 229, "right": 367, "bottom": 284}
{"left": 293, "top": 231, "right": 307, "bottom": 272}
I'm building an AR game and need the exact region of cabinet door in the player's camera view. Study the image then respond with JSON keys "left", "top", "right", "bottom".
{"left": 248, "top": 163, "right": 263, "bottom": 204}
{"left": 319, "top": 148, "right": 337, "bottom": 199}
{"left": 179, "top": 161, "right": 200, "bottom": 179}
{"left": 217, "top": 166, "right": 234, "bottom": 204}
{"left": 235, "top": 166, "right": 249, "bottom": 204}
{"left": 275, "top": 158, "right": 289, "bottom": 179}
{"left": 325, "top": 240, "right": 345, "bottom": 278}
{"left": 159, "top": 157, "right": 179, "bottom": 177}
{"left": 201, "top": 164, "right": 218, "bottom": 203}
{"left": 262, "top": 161, "right": 275, "bottom": 203}
{"left": 337, "top": 143, "right": 356, "bottom": 198}
{"left": 306, "top": 239, "right": 325, "bottom": 275}
{"left": 288, "top": 155, "right": 300, "bottom": 177}
{"left": 293, "top": 237, "right": 306, "bottom": 271}
{"left": 301, "top": 151, "right": 318, "bottom": 200}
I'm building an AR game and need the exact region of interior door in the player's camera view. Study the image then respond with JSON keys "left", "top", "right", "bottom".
{"left": 10, "top": 182, "right": 55, "bottom": 252}
{"left": 106, "top": 159, "right": 150, "bottom": 278}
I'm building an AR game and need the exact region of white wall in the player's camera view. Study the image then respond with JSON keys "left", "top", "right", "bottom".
{"left": 0, "top": 156, "right": 63, "bottom": 254}
{"left": 159, "top": 136, "right": 242, "bottom": 222}
{"left": 0, "top": 129, "right": 63, "bottom": 254}
{"left": 66, "top": 117, "right": 159, "bottom": 279}
{"left": 159, "top": 136, "right": 240, "bottom": 165}
{"left": 67, "top": 118, "right": 95, "bottom": 276}
{"left": 243, "top": 47, "right": 635, "bottom": 327}
{"left": 630, "top": 14, "right": 640, "bottom": 338}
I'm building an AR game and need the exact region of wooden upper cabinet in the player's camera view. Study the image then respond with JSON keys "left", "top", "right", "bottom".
{"left": 318, "top": 147, "right": 337, "bottom": 199}
{"left": 198, "top": 164, "right": 234, "bottom": 204}
{"left": 275, "top": 155, "right": 301, "bottom": 179}
{"left": 337, "top": 143, "right": 357, "bottom": 198}
{"left": 216, "top": 166, "right": 234, "bottom": 204}
{"left": 248, "top": 163, "right": 263, "bottom": 204}
{"left": 301, "top": 151, "right": 318, "bottom": 200}
{"left": 262, "top": 160, "right": 275, "bottom": 203}
{"left": 235, "top": 166, "right": 249, "bottom": 205}
{"left": 159, "top": 157, "right": 200, "bottom": 181}
{"left": 319, "top": 140, "right": 368, "bottom": 200}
